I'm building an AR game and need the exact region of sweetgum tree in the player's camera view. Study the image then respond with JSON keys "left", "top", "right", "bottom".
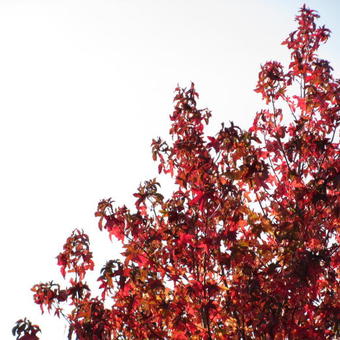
{"left": 14, "top": 5, "right": 339, "bottom": 340}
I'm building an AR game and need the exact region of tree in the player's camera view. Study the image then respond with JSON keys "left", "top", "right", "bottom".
{"left": 14, "top": 5, "right": 339, "bottom": 339}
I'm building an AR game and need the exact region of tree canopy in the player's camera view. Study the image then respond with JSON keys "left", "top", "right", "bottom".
{"left": 13, "top": 5, "right": 339, "bottom": 340}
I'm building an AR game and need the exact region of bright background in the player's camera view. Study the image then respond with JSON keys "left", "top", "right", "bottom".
{"left": 0, "top": 1, "right": 339, "bottom": 338}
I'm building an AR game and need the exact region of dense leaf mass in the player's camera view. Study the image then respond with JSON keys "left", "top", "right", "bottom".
{"left": 17, "top": 6, "right": 339, "bottom": 340}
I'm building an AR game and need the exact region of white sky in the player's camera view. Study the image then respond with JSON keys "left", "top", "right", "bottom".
{"left": 1, "top": 1, "right": 339, "bottom": 339}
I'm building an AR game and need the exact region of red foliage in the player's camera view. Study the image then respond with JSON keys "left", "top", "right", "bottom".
{"left": 12, "top": 319, "right": 40, "bottom": 340}
{"left": 16, "top": 5, "right": 339, "bottom": 339}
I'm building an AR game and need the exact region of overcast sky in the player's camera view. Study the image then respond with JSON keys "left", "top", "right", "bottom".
{"left": 1, "top": 1, "right": 339, "bottom": 339}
